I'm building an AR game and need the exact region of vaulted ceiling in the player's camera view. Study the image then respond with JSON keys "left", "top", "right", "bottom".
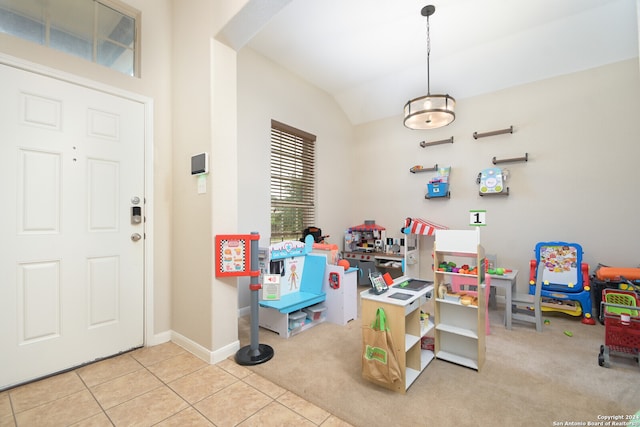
{"left": 218, "top": 0, "right": 639, "bottom": 125}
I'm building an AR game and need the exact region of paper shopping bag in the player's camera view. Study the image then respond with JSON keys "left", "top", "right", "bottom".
{"left": 362, "top": 307, "right": 402, "bottom": 384}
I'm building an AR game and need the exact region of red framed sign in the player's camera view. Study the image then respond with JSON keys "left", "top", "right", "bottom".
{"left": 215, "top": 234, "right": 259, "bottom": 277}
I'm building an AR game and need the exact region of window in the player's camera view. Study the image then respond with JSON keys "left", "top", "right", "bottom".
{"left": 270, "top": 120, "right": 316, "bottom": 243}
{"left": 0, "top": 0, "right": 139, "bottom": 77}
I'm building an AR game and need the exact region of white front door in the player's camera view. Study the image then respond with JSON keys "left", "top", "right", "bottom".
{"left": 0, "top": 63, "right": 145, "bottom": 389}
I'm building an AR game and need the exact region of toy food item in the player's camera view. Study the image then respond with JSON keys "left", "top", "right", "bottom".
{"left": 337, "top": 259, "right": 350, "bottom": 270}
{"left": 460, "top": 295, "right": 473, "bottom": 306}
{"left": 438, "top": 283, "right": 447, "bottom": 299}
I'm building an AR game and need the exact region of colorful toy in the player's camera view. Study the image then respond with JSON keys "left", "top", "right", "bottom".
{"left": 337, "top": 259, "right": 350, "bottom": 271}
{"left": 401, "top": 217, "right": 448, "bottom": 236}
{"left": 529, "top": 242, "right": 595, "bottom": 325}
{"left": 477, "top": 167, "right": 509, "bottom": 196}
{"left": 595, "top": 266, "right": 640, "bottom": 282}
{"left": 487, "top": 267, "right": 512, "bottom": 275}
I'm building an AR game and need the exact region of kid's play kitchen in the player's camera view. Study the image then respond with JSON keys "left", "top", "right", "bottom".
{"left": 343, "top": 221, "right": 407, "bottom": 285}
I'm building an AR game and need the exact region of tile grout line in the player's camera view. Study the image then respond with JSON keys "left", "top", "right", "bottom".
{"left": 73, "top": 370, "right": 116, "bottom": 426}
{"left": 6, "top": 346, "right": 338, "bottom": 427}
{"left": 7, "top": 391, "right": 18, "bottom": 427}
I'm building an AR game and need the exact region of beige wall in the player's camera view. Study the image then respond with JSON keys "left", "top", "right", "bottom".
{"left": 236, "top": 47, "right": 355, "bottom": 309}
{"left": 350, "top": 59, "right": 640, "bottom": 292}
{"left": 236, "top": 49, "right": 640, "bottom": 309}
{"left": 170, "top": 0, "right": 248, "bottom": 360}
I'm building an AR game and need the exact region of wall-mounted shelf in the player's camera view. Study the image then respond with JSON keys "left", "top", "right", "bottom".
{"left": 410, "top": 164, "right": 438, "bottom": 173}
{"left": 420, "top": 137, "right": 454, "bottom": 148}
{"left": 425, "top": 191, "right": 450, "bottom": 200}
{"left": 492, "top": 153, "right": 528, "bottom": 165}
{"left": 479, "top": 188, "right": 509, "bottom": 197}
{"left": 477, "top": 168, "right": 509, "bottom": 197}
{"left": 473, "top": 126, "right": 513, "bottom": 140}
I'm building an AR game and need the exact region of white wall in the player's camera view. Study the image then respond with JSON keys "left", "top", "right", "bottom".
{"left": 352, "top": 59, "right": 640, "bottom": 291}
{"left": 236, "top": 47, "right": 355, "bottom": 309}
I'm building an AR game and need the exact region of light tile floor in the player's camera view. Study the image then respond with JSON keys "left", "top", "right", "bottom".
{"left": 0, "top": 342, "right": 353, "bottom": 427}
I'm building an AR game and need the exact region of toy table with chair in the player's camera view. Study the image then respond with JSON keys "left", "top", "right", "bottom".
{"left": 529, "top": 241, "right": 595, "bottom": 325}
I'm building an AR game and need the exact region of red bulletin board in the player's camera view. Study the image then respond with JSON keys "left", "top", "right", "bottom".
{"left": 215, "top": 234, "right": 259, "bottom": 277}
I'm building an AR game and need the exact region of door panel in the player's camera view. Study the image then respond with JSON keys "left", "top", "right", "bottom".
{"left": 0, "top": 63, "right": 145, "bottom": 390}
{"left": 18, "top": 261, "right": 61, "bottom": 344}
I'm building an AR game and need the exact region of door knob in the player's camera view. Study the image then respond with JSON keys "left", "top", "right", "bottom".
{"left": 131, "top": 233, "right": 142, "bottom": 242}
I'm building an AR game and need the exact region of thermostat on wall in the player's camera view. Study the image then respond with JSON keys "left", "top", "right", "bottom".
{"left": 191, "top": 152, "right": 209, "bottom": 175}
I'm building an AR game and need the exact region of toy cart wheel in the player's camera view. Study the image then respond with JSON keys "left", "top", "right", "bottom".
{"left": 447, "top": 191, "right": 451, "bottom": 198}
{"left": 601, "top": 346, "right": 611, "bottom": 368}
{"left": 598, "top": 345, "right": 605, "bottom": 367}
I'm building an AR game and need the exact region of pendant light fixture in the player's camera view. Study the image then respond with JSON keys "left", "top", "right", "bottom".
{"left": 403, "top": 5, "right": 455, "bottom": 130}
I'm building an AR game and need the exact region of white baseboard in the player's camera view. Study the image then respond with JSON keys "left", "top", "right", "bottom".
{"left": 238, "top": 305, "right": 251, "bottom": 317}
{"left": 147, "top": 330, "right": 172, "bottom": 346}
{"left": 211, "top": 340, "right": 241, "bottom": 364}
{"left": 170, "top": 330, "right": 240, "bottom": 364}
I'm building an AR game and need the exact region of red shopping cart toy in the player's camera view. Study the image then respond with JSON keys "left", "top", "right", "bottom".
{"left": 598, "top": 289, "right": 640, "bottom": 369}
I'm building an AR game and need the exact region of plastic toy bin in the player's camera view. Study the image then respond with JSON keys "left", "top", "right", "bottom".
{"left": 427, "top": 181, "right": 448, "bottom": 198}
{"left": 302, "top": 304, "right": 327, "bottom": 322}
{"left": 288, "top": 311, "right": 307, "bottom": 329}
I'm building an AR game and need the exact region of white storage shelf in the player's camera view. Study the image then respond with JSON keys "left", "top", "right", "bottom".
{"left": 433, "top": 235, "right": 486, "bottom": 372}
{"left": 405, "top": 319, "right": 434, "bottom": 351}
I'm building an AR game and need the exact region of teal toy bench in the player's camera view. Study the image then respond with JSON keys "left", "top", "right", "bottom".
{"left": 259, "top": 253, "right": 327, "bottom": 337}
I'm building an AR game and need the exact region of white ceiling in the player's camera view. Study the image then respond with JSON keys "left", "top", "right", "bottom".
{"left": 219, "top": 0, "right": 639, "bottom": 126}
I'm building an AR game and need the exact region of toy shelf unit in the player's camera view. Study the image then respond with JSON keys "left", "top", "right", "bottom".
{"left": 360, "top": 277, "right": 435, "bottom": 393}
{"left": 433, "top": 229, "right": 486, "bottom": 371}
{"left": 258, "top": 237, "right": 328, "bottom": 338}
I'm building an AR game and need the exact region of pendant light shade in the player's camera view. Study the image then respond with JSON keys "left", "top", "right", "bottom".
{"left": 403, "top": 5, "right": 455, "bottom": 130}
{"left": 404, "top": 94, "right": 455, "bottom": 129}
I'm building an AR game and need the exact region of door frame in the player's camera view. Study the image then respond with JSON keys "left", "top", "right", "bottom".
{"left": 0, "top": 52, "right": 156, "bottom": 347}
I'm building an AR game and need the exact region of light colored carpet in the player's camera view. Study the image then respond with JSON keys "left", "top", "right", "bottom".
{"left": 239, "top": 296, "right": 639, "bottom": 427}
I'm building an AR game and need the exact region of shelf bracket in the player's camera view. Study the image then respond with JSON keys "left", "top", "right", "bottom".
{"left": 420, "top": 136, "right": 454, "bottom": 148}
{"left": 425, "top": 191, "right": 451, "bottom": 200}
{"left": 492, "top": 153, "right": 528, "bottom": 165}
{"left": 479, "top": 187, "right": 510, "bottom": 197}
{"left": 473, "top": 126, "right": 513, "bottom": 140}
{"left": 410, "top": 164, "right": 438, "bottom": 173}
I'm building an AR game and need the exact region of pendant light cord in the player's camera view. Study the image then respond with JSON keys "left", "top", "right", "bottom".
{"left": 426, "top": 13, "right": 431, "bottom": 96}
